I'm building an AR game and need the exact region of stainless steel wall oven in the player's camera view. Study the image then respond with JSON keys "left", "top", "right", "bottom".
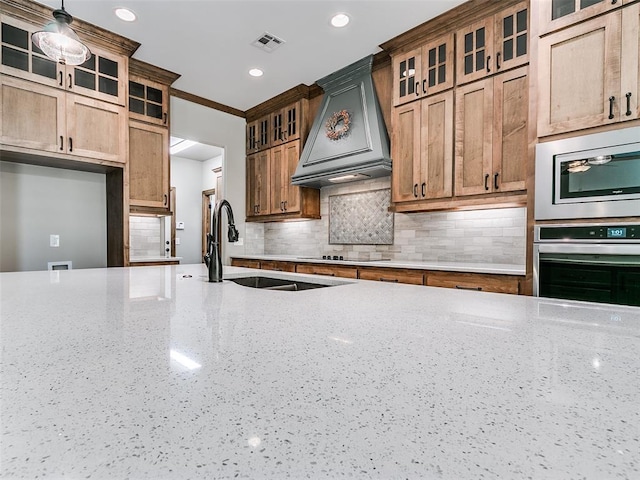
{"left": 535, "top": 126, "right": 640, "bottom": 220}
{"left": 534, "top": 224, "right": 640, "bottom": 307}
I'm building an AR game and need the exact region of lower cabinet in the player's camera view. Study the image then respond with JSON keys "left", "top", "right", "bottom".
{"left": 295, "top": 263, "right": 359, "bottom": 279}
{"left": 229, "top": 258, "right": 524, "bottom": 294}
{"left": 426, "top": 271, "right": 521, "bottom": 294}
{"left": 358, "top": 267, "right": 425, "bottom": 285}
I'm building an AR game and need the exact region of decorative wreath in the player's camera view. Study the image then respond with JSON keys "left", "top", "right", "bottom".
{"left": 325, "top": 109, "right": 351, "bottom": 141}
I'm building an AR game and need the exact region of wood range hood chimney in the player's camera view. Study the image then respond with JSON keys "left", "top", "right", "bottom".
{"left": 291, "top": 55, "right": 391, "bottom": 188}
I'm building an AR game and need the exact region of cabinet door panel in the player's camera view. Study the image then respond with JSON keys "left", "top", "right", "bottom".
{"left": 537, "top": 13, "right": 621, "bottom": 136}
{"left": 455, "top": 79, "right": 493, "bottom": 196}
{"left": 249, "top": 150, "right": 270, "bottom": 216}
{"left": 66, "top": 95, "right": 126, "bottom": 163}
{"left": 538, "top": 0, "right": 621, "bottom": 36}
{"left": 496, "top": 2, "right": 529, "bottom": 72}
{"left": 426, "top": 271, "right": 521, "bottom": 294}
{"left": 421, "top": 90, "right": 453, "bottom": 199}
{"left": 391, "top": 102, "right": 421, "bottom": 202}
{"left": 456, "top": 17, "right": 494, "bottom": 85}
{"left": 270, "top": 145, "right": 285, "bottom": 213}
{"left": 493, "top": 67, "right": 528, "bottom": 192}
{"left": 283, "top": 141, "right": 301, "bottom": 213}
{"left": 295, "top": 264, "right": 358, "bottom": 279}
{"left": 129, "top": 122, "right": 169, "bottom": 207}
{"left": 421, "top": 34, "right": 454, "bottom": 96}
{"left": 0, "top": 76, "right": 64, "bottom": 153}
{"left": 621, "top": 3, "right": 639, "bottom": 121}
{"left": 392, "top": 48, "right": 423, "bottom": 106}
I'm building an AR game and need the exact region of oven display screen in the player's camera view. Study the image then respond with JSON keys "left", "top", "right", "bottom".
{"left": 607, "top": 227, "right": 627, "bottom": 238}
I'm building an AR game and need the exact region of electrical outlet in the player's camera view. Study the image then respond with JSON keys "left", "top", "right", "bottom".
{"left": 176, "top": 222, "right": 185, "bottom": 230}
{"left": 50, "top": 234, "right": 60, "bottom": 247}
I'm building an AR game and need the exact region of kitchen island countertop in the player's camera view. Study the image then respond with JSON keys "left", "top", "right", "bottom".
{"left": 1, "top": 264, "right": 638, "bottom": 479}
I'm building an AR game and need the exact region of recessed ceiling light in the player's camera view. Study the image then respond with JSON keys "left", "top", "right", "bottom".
{"left": 331, "top": 13, "right": 350, "bottom": 28}
{"left": 249, "top": 68, "right": 264, "bottom": 77}
{"left": 115, "top": 7, "right": 136, "bottom": 22}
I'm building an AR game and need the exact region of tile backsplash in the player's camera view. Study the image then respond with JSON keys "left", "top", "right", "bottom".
{"left": 245, "top": 177, "right": 526, "bottom": 265}
{"left": 130, "top": 216, "right": 162, "bottom": 258}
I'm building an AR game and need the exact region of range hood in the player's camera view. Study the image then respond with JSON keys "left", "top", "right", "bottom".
{"left": 291, "top": 55, "right": 391, "bottom": 188}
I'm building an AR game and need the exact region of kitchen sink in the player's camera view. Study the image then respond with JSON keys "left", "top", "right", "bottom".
{"left": 229, "top": 276, "right": 336, "bottom": 291}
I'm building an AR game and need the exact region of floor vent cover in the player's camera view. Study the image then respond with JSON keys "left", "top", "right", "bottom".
{"left": 251, "top": 32, "right": 286, "bottom": 53}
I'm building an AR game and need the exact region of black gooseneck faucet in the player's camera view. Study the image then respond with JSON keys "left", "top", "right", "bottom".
{"left": 204, "top": 199, "right": 239, "bottom": 282}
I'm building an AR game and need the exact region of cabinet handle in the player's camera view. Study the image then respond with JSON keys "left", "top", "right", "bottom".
{"left": 421, "top": 182, "right": 426, "bottom": 197}
{"left": 626, "top": 92, "right": 632, "bottom": 116}
{"left": 608, "top": 96, "right": 615, "bottom": 119}
{"left": 59, "top": 71, "right": 63, "bottom": 86}
{"left": 284, "top": 200, "right": 287, "bottom": 211}
{"left": 416, "top": 81, "right": 420, "bottom": 96}
{"left": 455, "top": 285, "right": 482, "bottom": 291}
{"left": 69, "top": 137, "right": 73, "bottom": 152}
{"left": 68, "top": 73, "right": 72, "bottom": 89}
{"left": 164, "top": 194, "right": 168, "bottom": 206}
{"left": 413, "top": 183, "right": 418, "bottom": 198}
{"left": 422, "top": 79, "right": 427, "bottom": 94}
{"left": 163, "top": 112, "right": 167, "bottom": 125}
{"left": 612, "top": 0, "right": 617, "bottom": 3}
{"left": 496, "top": 52, "right": 501, "bottom": 70}
{"left": 486, "top": 55, "right": 491, "bottom": 73}
{"left": 379, "top": 278, "right": 399, "bottom": 283}
{"left": 494, "top": 172, "right": 499, "bottom": 190}
{"left": 280, "top": 201, "right": 284, "bottom": 212}
{"left": 60, "top": 136, "right": 63, "bottom": 151}
{"left": 484, "top": 174, "right": 489, "bottom": 191}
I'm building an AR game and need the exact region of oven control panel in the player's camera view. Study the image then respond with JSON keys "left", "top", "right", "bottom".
{"left": 536, "top": 223, "right": 640, "bottom": 242}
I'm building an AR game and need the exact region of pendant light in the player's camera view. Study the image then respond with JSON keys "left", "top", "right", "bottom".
{"left": 32, "top": 0, "right": 91, "bottom": 66}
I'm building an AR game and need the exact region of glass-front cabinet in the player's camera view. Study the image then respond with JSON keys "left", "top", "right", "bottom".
{"left": 456, "top": 1, "right": 528, "bottom": 85}
{"left": 246, "top": 114, "right": 270, "bottom": 153}
{"left": 1, "top": 15, "right": 126, "bottom": 105}
{"left": 271, "top": 101, "right": 301, "bottom": 147}
{"left": 538, "top": 0, "right": 625, "bottom": 36}
{"left": 392, "top": 34, "right": 454, "bottom": 107}
{"left": 128, "top": 76, "right": 168, "bottom": 126}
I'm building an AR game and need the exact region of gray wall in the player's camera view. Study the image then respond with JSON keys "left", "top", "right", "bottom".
{"left": 0, "top": 162, "right": 107, "bottom": 272}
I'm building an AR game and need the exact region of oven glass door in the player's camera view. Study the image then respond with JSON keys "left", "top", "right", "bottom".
{"left": 554, "top": 143, "right": 640, "bottom": 204}
{"left": 538, "top": 253, "right": 640, "bottom": 307}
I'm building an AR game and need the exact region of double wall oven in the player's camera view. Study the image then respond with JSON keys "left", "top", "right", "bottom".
{"left": 534, "top": 126, "right": 640, "bottom": 307}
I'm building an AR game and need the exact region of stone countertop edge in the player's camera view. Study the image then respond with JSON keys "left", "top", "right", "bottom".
{"left": 232, "top": 254, "right": 526, "bottom": 276}
{"left": 130, "top": 256, "right": 183, "bottom": 263}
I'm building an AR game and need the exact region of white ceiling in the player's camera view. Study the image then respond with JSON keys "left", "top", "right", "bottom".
{"left": 39, "top": 0, "right": 467, "bottom": 112}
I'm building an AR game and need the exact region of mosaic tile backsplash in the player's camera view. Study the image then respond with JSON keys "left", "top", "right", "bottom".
{"left": 246, "top": 177, "right": 526, "bottom": 265}
{"left": 329, "top": 189, "right": 393, "bottom": 245}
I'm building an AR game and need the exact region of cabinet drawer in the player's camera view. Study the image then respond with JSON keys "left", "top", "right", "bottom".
{"left": 358, "top": 267, "right": 425, "bottom": 285}
{"left": 231, "top": 258, "right": 261, "bottom": 269}
{"left": 260, "top": 260, "right": 296, "bottom": 272}
{"left": 426, "top": 271, "right": 521, "bottom": 294}
{"left": 296, "top": 263, "right": 358, "bottom": 279}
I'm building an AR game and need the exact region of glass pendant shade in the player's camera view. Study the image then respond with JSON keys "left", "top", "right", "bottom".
{"left": 32, "top": 7, "right": 91, "bottom": 66}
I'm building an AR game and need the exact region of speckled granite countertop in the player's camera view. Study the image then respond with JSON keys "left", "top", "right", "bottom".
{"left": 232, "top": 254, "right": 526, "bottom": 276}
{"left": 1, "top": 264, "right": 638, "bottom": 479}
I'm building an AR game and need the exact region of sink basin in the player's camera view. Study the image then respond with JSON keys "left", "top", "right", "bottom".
{"left": 229, "top": 276, "right": 335, "bottom": 291}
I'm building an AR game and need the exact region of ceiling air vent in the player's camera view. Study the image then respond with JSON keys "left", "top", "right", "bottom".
{"left": 251, "top": 32, "right": 286, "bottom": 53}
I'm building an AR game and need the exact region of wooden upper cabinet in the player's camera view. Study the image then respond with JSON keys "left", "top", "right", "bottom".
{"left": 271, "top": 101, "right": 302, "bottom": 146}
{"left": 1, "top": 15, "right": 127, "bottom": 106}
{"left": 129, "top": 121, "right": 169, "bottom": 208}
{"left": 456, "top": 2, "right": 529, "bottom": 85}
{"left": 246, "top": 149, "right": 271, "bottom": 217}
{"left": 538, "top": 0, "right": 623, "bottom": 36}
{"left": 0, "top": 75, "right": 125, "bottom": 163}
{"left": 391, "top": 90, "right": 453, "bottom": 204}
{"left": 246, "top": 114, "right": 270, "bottom": 154}
{"left": 455, "top": 66, "right": 528, "bottom": 196}
{"left": 392, "top": 34, "right": 454, "bottom": 107}
{"left": 128, "top": 76, "right": 169, "bottom": 127}
{"left": 536, "top": 8, "right": 639, "bottom": 136}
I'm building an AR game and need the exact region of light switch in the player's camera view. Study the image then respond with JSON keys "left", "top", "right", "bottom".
{"left": 176, "top": 222, "right": 185, "bottom": 230}
{"left": 175, "top": 238, "right": 181, "bottom": 245}
{"left": 50, "top": 234, "right": 60, "bottom": 247}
